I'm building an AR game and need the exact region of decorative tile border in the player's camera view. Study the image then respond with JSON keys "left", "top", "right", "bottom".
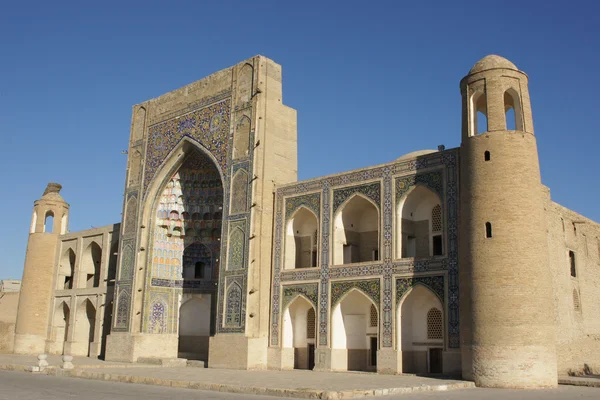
{"left": 281, "top": 283, "right": 319, "bottom": 310}
{"left": 331, "top": 279, "right": 380, "bottom": 309}
{"left": 285, "top": 193, "right": 321, "bottom": 221}
{"left": 396, "top": 275, "right": 445, "bottom": 305}
{"left": 332, "top": 182, "right": 381, "bottom": 214}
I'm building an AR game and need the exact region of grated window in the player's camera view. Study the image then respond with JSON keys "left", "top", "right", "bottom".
{"left": 307, "top": 308, "right": 316, "bottom": 339}
{"left": 427, "top": 308, "right": 443, "bottom": 339}
{"left": 370, "top": 304, "right": 378, "bottom": 327}
{"left": 431, "top": 205, "right": 442, "bottom": 232}
{"left": 573, "top": 289, "right": 581, "bottom": 312}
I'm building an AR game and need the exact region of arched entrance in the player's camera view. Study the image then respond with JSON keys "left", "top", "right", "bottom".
{"left": 397, "top": 285, "right": 444, "bottom": 373}
{"left": 284, "top": 207, "right": 318, "bottom": 270}
{"left": 148, "top": 146, "right": 222, "bottom": 361}
{"left": 49, "top": 301, "right": 70, "bottom": 354}
{"left": 331, "top": 289, "right": 378, "bottom": 371}
{"left": 281, "top": 296, "right": 316, "bottom": 369}
{"left": 73, "top": 299, "right": 96, "bottom": 356}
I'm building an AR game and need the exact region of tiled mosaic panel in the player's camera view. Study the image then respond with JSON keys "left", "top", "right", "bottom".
{"left": 224, "top": 282, "right": 243, "bottom": 327}
{"left": 124, "top": 197, "right": 138, "bottom": 236}
{"left": 281, "top": 283, "right": 319, "bottom": 310}
{"left": 331, "top": 279, "right": 380, "bottom": 309}
{"left": 227, "top": 220, "right": 246, "bottom": 270}
{"left": 119, "top": 241, "right": 135, "bottom": 281}
{"left": 144, "top": 96, "right": 231, "bottom": 195}
{"left": 150, "top": 151, "right": 223, "bottom": 281}
{"left": 285, "top": 193, "right": 321, "bottom": 222}
{"left": 332, "top": 182, "right": 381, "bottom": 214}
{"left": 147, "top": 292, "right": 169, "bottom": 334}
{"left": 114, "top": 286, "right": 130, "bottom": 329}
{"left": 396, "top": 276, "right": 445, "bottom": 305}
{"left": 270, "top": 150, "right": 460, "bottom": 348}
{"left": 230, "top": 168, "right": 248, "bottom": 215}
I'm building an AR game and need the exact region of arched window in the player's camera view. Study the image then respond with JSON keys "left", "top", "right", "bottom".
{"left": 44, "top": 211, "right": 54, "bottom": 233}
{"left": 427, "top": 308, "right": 443, "bottom": 339}
{"left": 285, "top": 207, "right": 318, "bottom": 270}
{"left": 307, "top": 308, "right": 316, "bottom": 339}
{"left": 333, "top": 195, "right": 379, "bottom": 265}
{"left": 397, "top": 186, "right": 441, "bottom": 258}
{"left": 471, "top": 91, "right": 487, "bottom": 135}
{"left": 504, "top": 88, "right": 523, "bottom": 131}
{"left": 484, "top": 151, "right": 490, "bottom": 161}
{"left": 485, "top": 222, "right": 493, "bottom": 238}
{"left": 369, "top": 304, "right": 378, "bottom": 327}
{"left": 573, "top": 289, "right": 581, "bottom": 312}
{"left": 569, "top": 251, "right": 576, "bottom": 277}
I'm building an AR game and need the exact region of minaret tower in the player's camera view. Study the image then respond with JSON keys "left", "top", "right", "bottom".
{"left": 458, "top": 56, "right": 557, "bottom": 388}
{"left": 14, "top": 183, "right": 69, "bottom": 354}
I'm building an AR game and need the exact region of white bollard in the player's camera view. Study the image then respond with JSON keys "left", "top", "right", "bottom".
{"left": 62, "top": 355, "right": 74, "bottom": 370}
{"left": 37, "top": 354, "right": 49, "bottom": 371}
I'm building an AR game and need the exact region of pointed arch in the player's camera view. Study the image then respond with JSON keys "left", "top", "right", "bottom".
{"left": 236, "top": 63, "right": 254, "bottom": 106}
{"left": 80, "top": 241, "right": 102, "bottom": 288}
{"left": 285, "top": 206, "right": 319, "bottom": 270}
{"left": 51, "top": 301, "right": 70, "bottom": 354}
{"left": 333, "top": 193, "right": 380, "bottom": 265}
{"left": 230, "top": 169, "right": 249, "bottom": 215}
{"left": 331, "top": 288, "right": 379, "bottom": 371}
{"left": 281, "top": 295, "right": 316, "bottom": 370}
{"left": 470, "top": 90, "right": 487, "bottom": 135}
{"left": 115, "top": 289, "right": 130, "bottom": 328}
{"left": 74, "top": 298, "right": 96, "bottom": 356}
{"left": 504, "top": 88, "right": 523, "bottom": 131}
{"left": 396, "top": 185, "right": 442, "bottom": 259}
{"left": 44, "top": 211, "right": 54, "bottom": 233}
{"left": 58, "top": 248, "right": 76, "bottom": 289}
{"left": 397, "top": 285, "right": 444, "bottom": 373}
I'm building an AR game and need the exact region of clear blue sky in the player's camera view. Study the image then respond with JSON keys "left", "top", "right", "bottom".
{"left": 1, "top": 1, "right": 598, "bottom": 279}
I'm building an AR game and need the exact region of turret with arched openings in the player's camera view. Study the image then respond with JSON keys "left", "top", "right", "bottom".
{"left": 14, "top": 183, "right": 69, "bottom": 353}
{"left": 459, "top": 55, "right": 557, "bottom": 388}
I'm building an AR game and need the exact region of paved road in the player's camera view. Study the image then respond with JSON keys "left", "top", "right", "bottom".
{"left": 1, "top": 370, "right": 599, "bottom": 400}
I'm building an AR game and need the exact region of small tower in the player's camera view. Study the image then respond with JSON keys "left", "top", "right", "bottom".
{"left": 458, "top": 56, "right": 557, "bottom": 388}
{"left": 14, "top": 183, "right": 69, "bottom": 354}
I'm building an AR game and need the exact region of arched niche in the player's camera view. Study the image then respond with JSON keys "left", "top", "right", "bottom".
{"left": 282, "top": 295, "right": 316, "bottom": 370}
{"left": 397, "top": 285, "right": 444, "bottom": 374}
{"left": 470, "top": 91, "right": 487, "bottom": 135}
{"left": 132, "top": 107, "right": 146, "bottom": 142}
{"left": 331, "top": 289, "right": 378, "bottom": 371}
{"left": 333, "top": 195, "right": 380, "bottom": 266}
{"left": 79, "top": 242, "right": 102, "bottom": 288}
{"left": 50, "top": 301, "right": 70, "bottom": 354}
{"left": 178, "top": 294, "right": 212, "bottom": 360}
{"left": 230, "top": 169, "right": 248, "bottom": 215}
{"left": 44, "top": 211, "right": 54, "bottom": 233}
{"left": 74, "top": 299, "right": 96, "bottom": 356}
{"left": 284, "top": 207, "right": 318, "bottom": 270}
{"left": 504, "top": 88, "right": 523, "bottom": 131}
{"left": 233, "top": 115, "right": 251, "bottom": 160}
{"left": 58, "top": 248, "right": 76, "bottom": 290}
{"left": 396, "top": 186, "right": 442, "bottom": 259}
{"left": 182, "top": 242, "right": 212, "bottom": 279}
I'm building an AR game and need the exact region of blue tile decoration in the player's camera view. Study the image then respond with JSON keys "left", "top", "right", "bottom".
{"left": 115, "top": 287, "right": 130, "bottom": 329}
{"left": 143, "top": 96, "right": 231, "bottom": 197}
{"left": 332, "top": 182, "right": 381, "bottom": 214}
{"left": 396, "top": 275, "right": 445, "bottom": 305}
{"left": 270, "top": 149, "right": 460, "bottom": 349}
{"left": 148, "top": 297, "right": 168, "bottom": 334}
{"left": 282, "top": 283, "right": 319, "bottom": 310}
{"left": 224, "top": 282, "right": 242, "bottom": 327}
{"left": 123, "top": 197, "right": 138, "bottom": 236}
{"left": 227, "top": 220, "right": 246, "bottom": 270}
{"left": 330, "top": 279, "right": 380, "bottom": 309}
{"left": 285, "top": 193, "right": 321, "bottom": 222}
{"left": 119, "top": 241, "right": 134, "bottom": 281}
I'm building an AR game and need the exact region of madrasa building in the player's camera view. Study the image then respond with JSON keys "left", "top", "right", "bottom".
{"left": 7, "top": 55, "right": 600, "bottom": 388}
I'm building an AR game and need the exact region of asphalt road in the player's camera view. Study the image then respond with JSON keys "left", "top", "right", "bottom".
{"left": 0, "top": 370, "right": 599, "bottom": 400}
